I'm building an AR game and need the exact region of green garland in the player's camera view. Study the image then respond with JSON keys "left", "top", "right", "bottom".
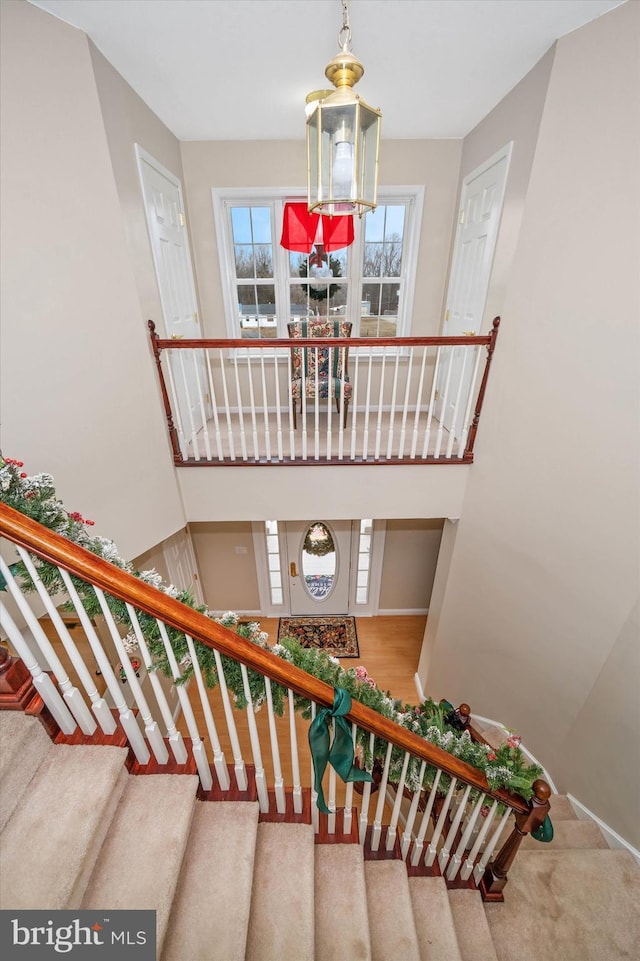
{"left": 0, "top": 455, "right": 543, "bottom": 800}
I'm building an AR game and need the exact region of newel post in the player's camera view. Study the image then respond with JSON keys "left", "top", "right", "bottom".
{"left": 463, "top": 316, "right": 500, "bottom": 461}
{"left": 148, "top": 319, "right": 183, "bottom": 464}
{"left": 480, "top": 779, "right": 551, "bottom": 902}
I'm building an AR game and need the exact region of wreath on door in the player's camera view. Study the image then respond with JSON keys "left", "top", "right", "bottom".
{"left": 303, "top": 523, "right": 335, "bottom": 557}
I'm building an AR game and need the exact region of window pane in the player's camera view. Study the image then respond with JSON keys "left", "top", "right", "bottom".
{"left": 356, "top": 587, "right": 368, "bottom": 604}
{"left": 231, "top": 207, "right": 251, "bottom": 243}
{"left": 251, "top": 206, "right": 271, "bottom": 244}
{"left": 266, "top": 534, "right": 279, "bottom": 554}
{"left": 254, "top": 245, "right": 273, "bottom": 278}
{"left": 271, "top": 588, "right": 284, "bottom": 605}
{"left": 383, "top": 205, "right": 406, "bottom": 240}
{"left": 234, "top": 244, "right": 255, "bottom": 278}
{"left": 265, "top": 520, "right": 278, "bottom": 535}
{"left": 364, "top": 206, "right": 385, "bottom": 242}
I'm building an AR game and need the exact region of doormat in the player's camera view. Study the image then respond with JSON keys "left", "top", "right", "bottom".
{"left": 278, "top": 616, "right": 359, "bottom": 658}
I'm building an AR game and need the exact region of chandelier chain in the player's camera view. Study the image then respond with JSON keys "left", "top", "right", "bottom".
{"left": 338, "top": 0, "right": 352, "bottom": 51}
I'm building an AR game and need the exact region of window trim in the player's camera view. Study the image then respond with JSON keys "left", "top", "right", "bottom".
{"left": 212, "top": 186, "right": 424, "bottom": 341}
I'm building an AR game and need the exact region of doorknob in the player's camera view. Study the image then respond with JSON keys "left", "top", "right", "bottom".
{"left": 290, "top": 562, "right": 298, "bottom": 578}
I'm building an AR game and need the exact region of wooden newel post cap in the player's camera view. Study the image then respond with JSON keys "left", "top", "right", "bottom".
{"left": 532, "top": 779, "right": 551, "bottom": 804}
{"left": 457, "top": 703, "right": 471, "bottom": 719}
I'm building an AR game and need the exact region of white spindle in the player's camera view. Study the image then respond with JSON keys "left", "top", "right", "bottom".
{"left": 219, "top": 351, "right": 236, "bottom": 460}
{"left": 314, "top": 346, "right": 320, "bottom": 461}
{"left": 0, "top": 601, "right": 76, "bottom": 734}
{"left": 232, "top": 353, "right": 248, "bottom": 460}
{"left": 93, "top": 587, "right": 155, "bottom": 765}
{"left": 259, "top": 353, "right": 272, "bottom": 462}
{"left": 204, "top": 349, "right": 224, "bottom": 461}
{"left": 434, "top": 347, "right": 455, "bottom": 458}
{"left": 342, "top": 722, "right": 357, "bottom": 835}
{"left": 240, "top": 664, "right": 268, "bottom": 812}
{"left": 438, "top": 783, "right": 472, "bottom": 871}
{"left": 358, "top": 733, "right": 376, "bottom": 845}
{"left": 288, "top": 689, "right": 303, "bottom": 814}
{"left": 125, "top": 603, "right": 186, "bottom": 763}
{"left": 273, "top": 351, "right": 284, "bottom": 461}
{"left": 16, "top": 549, "right": 99, "bottom": 734}
{"left": 473, "top": 807, "right": 512, "bottom": 884}
{"left": 447, "top": 792, "right": 488, "bottom": 881}
{"left": 185, "top": 634, "right": 229, "bottom": 789}
{"left": 213, "top": 648, "right": 247, "bottom": 790}
{"left": 245, "top": 351, "right": 260, "bottom": 461}
{"left": 425, "top": 776, "right": 458, "bottom": 866}
{"left": 422, "top": 346, "right": 441, "bottom": 458}
{"left": 0, "top": 556, "right": 91, "bottom": 733}
{"left": 265, "top": 678, "right": 285, "bottom": 813}
{"left": 287, "top": 350, "right": 296, "bottom": 461}
{"left": 446, "top": 348, "right": 471, "bottom": 458}
{"left": 178, "top": 350, "right": 200, "bottom": 460}
{"left": 166, "top": 355, "right": 188, "bottom": 458}
{"left": 362, "top": 353, "right": 374, "bottom": 459}
{"left": 386, "top": 351, "right": 401, "bottom": 459}
{"left": 337, "top": 347, "right": 347, "bottom": 460}
{"left": 410, "top": 347, "right": 428, "bottom": 458}
{"left": 401, "top": 760, "right": 427, "bottom": 859}
{"left": 398, "top": 348, "right": 414, "bottom": 458}
{"left": 326, "top": 345, "right": 333, "bottom": 462}
{"left": 328, "top": 764, "right": 337, "bottom": 833}
{"left": 370, "top": 741, "right": 393, "bottom": 852}
{"left": 386, "top": 750, "right": 411, "bottom": 851}
{"left": 457, "top": 345, "right": 482, "bottom": 457}
{"left": 349, "top": 350, "right": 361, "bottom": 461}
{"left": 301, "top": 349, "right": 308, "bottom": 461}
{"left": 311, "top": 702, "right": 319, "bottom": 833}
{"left": 460, "top": 799, "right": 499, "bottom": 881}
{"left": 193, "top": 350, "right": 212, "bottom": 460}
{"left": 156, "top": 620, "right": 212, "bottom": 789}
{"left": 410, "top": 769, "right": 442, "bottom": 866}
{"left": 374, "top": 348, "right": 387, "bottom": 460}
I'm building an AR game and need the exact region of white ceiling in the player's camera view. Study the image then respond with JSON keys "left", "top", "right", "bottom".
{"left": 29, "top": 0, "right": 623, "bottom": 141}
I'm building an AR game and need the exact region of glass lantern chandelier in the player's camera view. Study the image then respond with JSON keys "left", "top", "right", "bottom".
{"left": 306, "top": 0, "right": 382, "bottom": 218}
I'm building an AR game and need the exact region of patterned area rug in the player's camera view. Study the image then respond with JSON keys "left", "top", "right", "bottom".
{"left": 278, "top": 616, "right": 359, "bottom": 658}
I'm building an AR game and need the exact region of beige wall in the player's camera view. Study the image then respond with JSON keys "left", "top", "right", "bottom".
{"left": 190, "top": 522, "right": 261, "bottom": 613}
{"left": 0, "top": 0, "right": 185, "bottom": 559}
{"left": 379, "top": 519, "right": 444, "bottom": 612}
{"left": 179, "top": 138, "right": 461, "bottom": 337}
{"left": 425, "top": 1, "right": 640, "bottom": 846}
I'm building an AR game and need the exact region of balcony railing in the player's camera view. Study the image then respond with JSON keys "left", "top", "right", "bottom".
{"left": 149, "top": 318, "right": 500, "bottom": 467}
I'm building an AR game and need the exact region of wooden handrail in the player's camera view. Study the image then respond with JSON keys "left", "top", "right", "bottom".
{"left": 0, "top": 501, "right": 527, "bottom": 814}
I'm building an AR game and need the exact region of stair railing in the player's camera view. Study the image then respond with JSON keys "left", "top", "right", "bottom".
{"left": 0, "top": 502, "right": 547, "bottom": 900}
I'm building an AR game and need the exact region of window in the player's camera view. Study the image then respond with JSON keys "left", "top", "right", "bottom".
{"left": 264, "top": 520, "right": 283, "bottom": 606}
{"left": 213, "top": 189, "right": 422, "bottom": 340}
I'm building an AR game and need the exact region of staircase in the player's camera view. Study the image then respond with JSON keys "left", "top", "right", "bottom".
{"left": 2, "top": 712, "right": 639, "bottom": 961}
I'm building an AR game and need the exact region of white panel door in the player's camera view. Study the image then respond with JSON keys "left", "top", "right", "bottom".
{"left": 438, "top": 144, "right": 512, "bottom": 436}
{"left": 285, "top": 521, "right": 352, "bottom": 615}
{"left": 136, "top": 146, "right": 205, "bottom": 448}
{"left": 163, "top": 528, "right": 204, "bottom": 606}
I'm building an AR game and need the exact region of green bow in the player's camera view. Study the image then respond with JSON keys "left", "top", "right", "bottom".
{"left": 308, "top": 688, "right": 373, "bottom": 814}
{"left": 531, "top": 814, "right": 554, "bottom": 843}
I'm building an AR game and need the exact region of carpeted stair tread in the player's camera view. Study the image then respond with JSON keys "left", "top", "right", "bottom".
{"left": 0, "top": 711, "right": 52, "bottom": 833}
{"left": 409, "top": 876, "right": 463, "bottom": 961}
{"left": 364, "top": 860, "right": 421, "bottom": 961}
{"left": 82, "top": 773, "right": 198, "bottom": 954}
{"left": 245, "top": 821, "right": 315, "bottom": 961}
{"left": 162, "top": 800, "right": 260, "bottom": 961}
{"left": 0, "top": 743, "right": 128, "bottom": 909}
{"left": 448, "top": 889, "right": 499, "bottom": 961}
{"left": 520, "top": 819, "right": 608, "bottom": 850}
{"left": 315, "top": 844, "right": 372, "bottom": 961}
{"left": 547, "top": 794, "right": 577, "bottom": 820}
{"left": 484, "top": 849, "right": 640, "bottom": 961}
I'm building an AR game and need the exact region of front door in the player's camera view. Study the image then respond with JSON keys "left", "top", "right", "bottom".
{"left": 136, "top": 146, "right": 205, "bottom": 453}
{"left": 438, "top": 143, "right": 512, "bottom": 437}
{"left": 285, "top": 521, "right": 352, "bottom": 615}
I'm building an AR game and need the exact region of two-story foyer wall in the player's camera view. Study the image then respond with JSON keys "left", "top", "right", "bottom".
{"left": 187, "top": 520, "right": 444, "bottom": 616}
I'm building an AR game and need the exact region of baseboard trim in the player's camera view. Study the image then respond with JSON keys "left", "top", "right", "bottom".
{"left": 471, "top": 713, "right": 559, "bottom": 794}
{"left": 413, "top": 673, "right": 425, "bottom": 703}
{"left": 566, "top": 794, "right": 640, "bottom": 868}
{"left": 376, "top": 608, "right": 429, "bottom": 616}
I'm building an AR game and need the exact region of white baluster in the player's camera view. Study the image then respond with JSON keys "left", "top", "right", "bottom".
{"left": 166, "top": 354, "right": 188, "bottom": 458}
{"left": 401, "top": 760, "right": 426, "bottom": 860}
{"left": 0, "top": 601, "right": 76, "bottom": 734}
{"left": 314, "top": 346, "right": 320, "bottom": 460}
{"left": 204, "top": 348, "right": 224, "bottom": 461}
{"left": 213, "top": 649, "right": 247, "bottom": 790}
{"left": 185, "top": 634, "right": 229, "bottom": 789}
{"left": 448, "top": 793, "right": 487, "bottom": 880}
{"left": 434, "top": 347, "right": 455, "bottom": 458}
{"left": 410, "top": 768, "right": 442, "bottom": 866}
{"left": 0, "top": 556, "right": 90, "bottom": 733}
{"left": 326, "top": 345, "right": 333, "bottom": 461}
{"left": 386, "top": 351, "right": 401, "bottom": 459}
{"left": 287, "top": 350, "right": 296, "bottom": 461}
{"left": 93, "top": 587, "right": 155, "bottom": 765}
{"left": 439, "top": 783, "right": 472, "bottom": 872}
{"left": 460, "top": 799, "right": 499, "bottom": 881}
{"left": 398, "top": 348, "right": 414, "bottom": 458}
{"left": 425, "top": 776, "right": 458, "bottom": 867}
{"left": 410, "top": 347, "right": 428, "bottom": 458}
{"left": 446, "top": 348, "right": 471, "bottom": 458}
{"left": 358, "top": 733, "right": 376, "bottom": 845}
{"left": 457, "top": 345, "right": 482, "bottom": 457}
{"left": 374, "top": 347, "right": 387, "bottom": 460}
{"left": 265, "top": 678, "right": 285, "bottom": 813}
{"left": 301, "top": 348, "right": 308, "bottom": 461}
{"left": 342, "top": 723, "right": 357, "bottom": 836}
{"left": 193, "top": 349, "right": 212, "bottom": 460}
{"left": 259, "top": 352, "right": 271, "bottom": 461}
{"left": 245, "top": 350, "right": 260, "bottom": 461}
{"left": 328, "top": 764, "right": 337, "bottom": 833}
{"left": 349, "top": 350, "right": 360, "bottom": 461}
{"left": 473, "top": 807, "right": 512, "bottom": 885}
{"left": 422, "top": 346, "right": 441, "bottom": 458}
{"left": 362, "top": 353, "right": 374, "bottom": 459}
{"left": 16, "top": 550, "right": 98, "bottom": 734}
{"left": 310, "top": 702, "right": 319, "bottom": 833}
{"left": 240, "top": 664, "right": 268, "bottom": 812}
{"left": 178, "top": 350, "right": 200, "bottom": 460}
{"left": 337, "top": 346, "right": 346, "bottom": 461}
{"left": 370, "top": 741, "right": 393, "bottom": 852}
{"left": 273, "top": 349, "right": 284, "bottom": 461}
{"left": 125, "top": 603, "right": 186, "bottom": 763}
{"left": 288, "top": 689, "right": 303, "bottom": 814}
{"left": 232, "top": 353, "right": 248, "bottom": 460}
{"left": 219, "top": 350, "right": 236, "bottom": 460}
{"left": 386, "top": 750, "right": 410, "bottom": 851}
{"left": 156, "top": 620, "right": 212, "bottom": 790}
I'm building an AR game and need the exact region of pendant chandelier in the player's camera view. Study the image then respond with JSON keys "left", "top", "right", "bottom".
{"left": 306, "top": 0, "right": 382, "bottom": 218}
